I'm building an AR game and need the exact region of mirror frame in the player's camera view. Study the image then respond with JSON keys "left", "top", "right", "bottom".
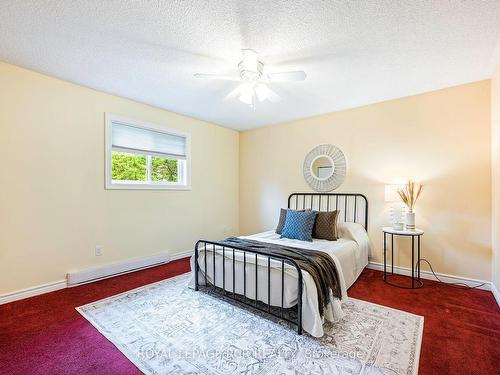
{"left": 303, "top": 144, "right": 347, "bottom": 192}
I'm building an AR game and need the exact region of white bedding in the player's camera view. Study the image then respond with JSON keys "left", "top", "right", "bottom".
{"left": 188, "top": 222, "right": 370, "bottom": 337}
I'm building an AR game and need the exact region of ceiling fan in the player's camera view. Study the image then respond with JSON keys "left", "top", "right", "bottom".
{"left": 194, "top": 49, "right": 306, "bottom": 106}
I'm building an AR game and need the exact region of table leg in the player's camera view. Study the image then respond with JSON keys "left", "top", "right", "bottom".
{"left": 383, "top": 232, "right": 387, "bottom": 281}
{"left": 418, "top": 235, "right": 421, "bottom": 280}
{"left": 411, "top": 235, "right": 415, "bottom": 288}
{"left": 391, "top": 234, "right": 394, "bottom": 275}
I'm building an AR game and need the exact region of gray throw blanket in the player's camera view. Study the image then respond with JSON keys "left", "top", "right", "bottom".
{"left": 219, "top": 237, "right": 342, "bottom": 317}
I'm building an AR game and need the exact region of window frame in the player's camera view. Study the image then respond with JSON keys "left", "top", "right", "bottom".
{"left": 105, "top": 113, "right": 191, "bottom": 190}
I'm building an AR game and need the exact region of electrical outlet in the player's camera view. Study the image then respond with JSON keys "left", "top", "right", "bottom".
{"left": 95, "top": 245, "right": 103, "bottom": 256}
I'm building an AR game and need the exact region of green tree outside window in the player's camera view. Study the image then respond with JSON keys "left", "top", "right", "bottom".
{"left": 151, "top": 157, "right": 178, "bottom": 182}
{"left": 111, "top": 152, "right": 178, "bottom": 183}
{"left": 111, "top": 152, "right": 146, "bottom": 181}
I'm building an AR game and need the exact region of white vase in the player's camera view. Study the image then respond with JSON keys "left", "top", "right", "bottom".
{"left": 406, "top": 211, "right": 415, "bottom": 230}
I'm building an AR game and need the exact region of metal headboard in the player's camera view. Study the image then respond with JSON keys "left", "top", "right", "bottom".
{"left": 288, "top": 193, "right": 368, "bottom": 229}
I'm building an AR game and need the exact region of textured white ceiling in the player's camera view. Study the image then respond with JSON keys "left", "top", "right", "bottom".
{"left": 1, "top": 1, "right": 500, "bottom": 130}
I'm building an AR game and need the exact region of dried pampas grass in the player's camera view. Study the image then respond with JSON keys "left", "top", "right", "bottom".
{"left": 398, "top": 181, "right": 423, "bottom": 212}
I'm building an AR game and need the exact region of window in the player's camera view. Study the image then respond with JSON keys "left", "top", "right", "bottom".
{"left": 105, "top": 114, "right": 190, "bottom": 189}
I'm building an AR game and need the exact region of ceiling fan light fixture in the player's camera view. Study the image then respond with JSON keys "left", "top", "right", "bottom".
{"left": 254, "top": 83, "right": 270, "bottom": 102}
{"left": 239, "top": 90, "right": 254, "bottom": 105}
{"left": 238, "top": 83, "right": 255, "bottom": 104}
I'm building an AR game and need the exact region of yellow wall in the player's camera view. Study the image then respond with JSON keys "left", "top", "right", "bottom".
{"left": 240, "top": 81, "right": 492, "bottom": 281}
{"left": 0, "top": 62, "right": 239, "bottom": 294}
{"left": 0, "top": 61, "right": 495, "bottom": 296}
{"left": 492, "top": 63, "right": 500, "bottom": 292}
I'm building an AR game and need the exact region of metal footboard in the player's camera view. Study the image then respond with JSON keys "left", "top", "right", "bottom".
{"left": 194, "top": 240, "right": 304, "bottom": 335}
{"left": 193, "top": 192, "right": 368, "bottom": 335}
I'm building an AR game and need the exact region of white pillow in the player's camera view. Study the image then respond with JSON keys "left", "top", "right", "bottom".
{"left": 339, "top": 222, "right": 369, "bottom": 244}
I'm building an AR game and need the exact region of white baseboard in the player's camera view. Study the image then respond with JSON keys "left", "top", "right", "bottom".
{"left": 0, "top": 279, "right": 67, "bottom": 305}
{"left": 0, "top": 250, "right": 193, "bottom": 305}
{"left": 367, "top": 261, "right": 491, "bottom": 291}
{"left": 67, "top": 253, "right": 171, "bottom": 286}
{"left": 170, "top": 250, "right": 193, "bottom": 261}
{"left": 491, "top": 283, "right": 500, "bottom": 307}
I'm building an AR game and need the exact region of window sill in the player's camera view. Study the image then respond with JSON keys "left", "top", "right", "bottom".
{"left": 105, "top": 182, "right": 191, "bottom": 190}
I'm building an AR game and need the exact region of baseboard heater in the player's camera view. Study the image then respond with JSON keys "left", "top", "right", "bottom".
{"left": 67, "top": 253, "right": 170, "bottom": 286}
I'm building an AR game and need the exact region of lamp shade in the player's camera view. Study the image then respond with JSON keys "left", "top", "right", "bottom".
{"left": 385, "top": 184, "right": 404, "bottom": 202}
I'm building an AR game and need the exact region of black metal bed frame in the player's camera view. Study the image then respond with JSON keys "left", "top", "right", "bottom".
{"left": 194, "top": 192, "right": 368, "bottom": 335}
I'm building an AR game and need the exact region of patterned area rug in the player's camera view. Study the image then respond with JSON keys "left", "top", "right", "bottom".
{"left": 77, "top": 274, "right": 423, "bottom": 375}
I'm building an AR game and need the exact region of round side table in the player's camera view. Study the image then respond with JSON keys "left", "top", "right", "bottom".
{"left": 382, "top": 227, "right": 424, "bottom": 289}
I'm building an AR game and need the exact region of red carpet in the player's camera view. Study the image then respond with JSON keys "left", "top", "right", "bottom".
{"left": 0, "top": 259, "right": 499, "bottom": 375}
{"left": 349, "top": 271, "right": 500, "bottom": 375}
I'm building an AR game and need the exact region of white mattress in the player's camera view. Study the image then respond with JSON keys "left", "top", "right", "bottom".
{"left": 188, "top": 222, "right": 370, "bottom": 337}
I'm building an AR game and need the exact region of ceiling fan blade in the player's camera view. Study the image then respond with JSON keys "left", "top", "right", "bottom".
{"left": 267, "top": 70, "right": 306, "bottom": 82}
{"left": 193, "top": 73, "right": 239, "bottom": 81}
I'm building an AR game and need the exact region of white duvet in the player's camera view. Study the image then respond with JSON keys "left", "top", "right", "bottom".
{"left": 188, "top": 222, "right": 370, "bottom": 337}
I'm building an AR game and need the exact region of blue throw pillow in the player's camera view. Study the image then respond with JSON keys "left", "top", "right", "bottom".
{"left": 281, "top": 210, "right": 318, "bottom": 242}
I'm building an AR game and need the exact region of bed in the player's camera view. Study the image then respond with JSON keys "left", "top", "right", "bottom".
{"left": 188, "top": 193, "right": 370, "bottom": 337}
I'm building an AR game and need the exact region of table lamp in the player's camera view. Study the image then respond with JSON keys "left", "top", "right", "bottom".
{"left": 385, "top": 184, "right": 405, "bottom": 230}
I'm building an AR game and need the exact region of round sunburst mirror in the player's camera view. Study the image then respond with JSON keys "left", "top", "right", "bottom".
{"left": 303, "top": 144, "right": 347, "bottom": 192}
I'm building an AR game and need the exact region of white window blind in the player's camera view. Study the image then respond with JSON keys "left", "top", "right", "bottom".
{"left": 111, "top": 121, "right": 187, "bottom": 159}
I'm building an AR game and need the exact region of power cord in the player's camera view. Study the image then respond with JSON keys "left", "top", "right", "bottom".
{"left": 416, "top": 258, "right": 486, "bottom": 289}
